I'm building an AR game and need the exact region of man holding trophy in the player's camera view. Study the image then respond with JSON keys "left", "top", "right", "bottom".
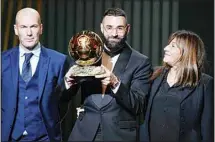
{"left": 64, "top": 8, "right": 152, "bottom": 141}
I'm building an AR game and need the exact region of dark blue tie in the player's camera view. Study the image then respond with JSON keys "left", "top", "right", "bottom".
{"left": 22, "top": 53, "right": 33, "bottom": 83}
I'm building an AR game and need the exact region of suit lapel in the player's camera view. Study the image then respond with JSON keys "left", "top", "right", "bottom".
{"left": 146, "top": 69, "right": 167, "bottom": 121}
{"left": 10, "top": 47, "right": 19, "bottom": 99}
{"left": 91, "top": 94, "right": 115, "bottom": 110}
{"left": 38, "top": 47, "right": 50, "bottom": 101}
{"left": 100, "top": 43, "right": 132, "bottom": 109}
{"left": 180, "top": 86, "right": 196, "bottom": 103}
{"left": 149, "top": 71, "right": 167, "bottom": 100}
{"left": 91, "top": 95, "right": 103, "bottom": 109}
{"left": 112, "top": 42, "right": 132, "bottom": 79}
{"left": 100, "top": 95, "right": 113, "bottom": 109}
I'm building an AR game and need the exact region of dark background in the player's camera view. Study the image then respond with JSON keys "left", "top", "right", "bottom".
{"left": 179, "top": 0, "right": 214, "bottom": 76}
{"left": 1, "top": 0, "right": 214, "bottom": 141}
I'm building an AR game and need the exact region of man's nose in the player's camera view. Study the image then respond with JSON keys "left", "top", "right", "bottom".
{"left": 27, "top": 28, "right": 32, "bottom": 36}
{"left": 111, "top": 29, "right": 118, "bottom": 37}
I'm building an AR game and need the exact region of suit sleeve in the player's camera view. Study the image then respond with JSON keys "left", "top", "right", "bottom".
{"left": 57, "top": 55, "right": 79, "bottom": 102}
{"left": 57, "top": 55, "right": 70, "bottom": 85}
{"left": 201, "top": 77, "right": 214, "bottom": 142}
{"left": 112, "top": 58, "right": 152, "bottom": 115}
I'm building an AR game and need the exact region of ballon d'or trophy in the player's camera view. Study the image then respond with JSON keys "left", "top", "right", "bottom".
{"left": 68, "top": 30, "right": 105, "bottom": 82}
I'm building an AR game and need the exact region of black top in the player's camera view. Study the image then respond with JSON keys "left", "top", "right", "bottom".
{"left": 149, "top": 76, "right": 188, "bottom": 142}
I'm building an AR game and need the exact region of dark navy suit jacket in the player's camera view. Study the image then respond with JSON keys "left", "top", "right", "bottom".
{"left": 140, "top": 68, "right": 214, "bottom": 142}
{"left": 1, "top": 46, "right": 69, "bottom": 141}
{"left": 67, "top": 43, "right": 152, "bottom": 141}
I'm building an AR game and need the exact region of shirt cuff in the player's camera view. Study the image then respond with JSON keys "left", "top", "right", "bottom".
{"left": 64, "top": 77, "right": 71, "bottom": 90}
{"left": 111, "top": 81, "right": 121, "bottom": 94}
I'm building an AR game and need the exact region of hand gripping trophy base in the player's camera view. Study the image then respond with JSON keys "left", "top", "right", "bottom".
{"left": 70, "top": 65, "right": 105, "bottom": 83}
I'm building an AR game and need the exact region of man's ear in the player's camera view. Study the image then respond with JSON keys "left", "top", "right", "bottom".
{"left": 40, "top": 24, "right": 43, "bottom": 35}
{"left": 14, "top": 25, "right": 18, "bottom": 35}
{"left": 126, "top": 24, "right": 131, "bottom": 35}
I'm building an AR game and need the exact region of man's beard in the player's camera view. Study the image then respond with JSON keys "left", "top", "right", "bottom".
{"left": 104, "top": 35, "right": 127, "bottom": 54}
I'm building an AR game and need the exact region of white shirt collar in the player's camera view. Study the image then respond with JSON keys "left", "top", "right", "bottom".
{"left": 19, "top": 43, "right": 41, "bottom": 57}
{"left": 112, "top": 54, "right": 120, "bottom": 61}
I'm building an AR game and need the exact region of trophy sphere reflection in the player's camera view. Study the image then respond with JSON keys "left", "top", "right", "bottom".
{"left": 68, "top": 30, "right": 105, "bottom": 77}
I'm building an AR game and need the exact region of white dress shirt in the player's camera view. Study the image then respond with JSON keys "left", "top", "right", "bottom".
{"left": 19, "top": 43, "right": 41, "bottom": 76}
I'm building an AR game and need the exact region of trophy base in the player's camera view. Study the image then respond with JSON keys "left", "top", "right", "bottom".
{"left": 70, "top": 65, "right": 105, "bottom": 83}
{"left": 73, "top": 76, "right": 96, "bottom": 83}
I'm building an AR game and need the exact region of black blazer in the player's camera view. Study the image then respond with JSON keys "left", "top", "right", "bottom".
{"left": 140, "top": 69, "right": 214, "bottom": 142}
{"left": 67, "top": 43, "right": 152, "bottom": 141}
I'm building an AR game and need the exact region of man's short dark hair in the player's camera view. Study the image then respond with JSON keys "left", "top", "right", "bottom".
{"left": 103, "top": 8, "right": 127, "bottom": 20}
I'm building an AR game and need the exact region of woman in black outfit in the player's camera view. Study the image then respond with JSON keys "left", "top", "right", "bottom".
{"left": 140, "top": 30, "right": 213, "bottom": 142}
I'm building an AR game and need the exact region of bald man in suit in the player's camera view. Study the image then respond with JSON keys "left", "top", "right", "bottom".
{"left": 2, "top": 8, "right": 69, "bottom": 141}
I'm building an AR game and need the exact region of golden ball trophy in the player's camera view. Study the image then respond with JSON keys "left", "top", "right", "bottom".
{"left": 68, "top": 30, "right": 105, "bottom": 82}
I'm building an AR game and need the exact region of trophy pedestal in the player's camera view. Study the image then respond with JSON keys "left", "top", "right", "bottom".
{"left": 70, "top": 65, "right": 105, "bottom": 83}
{"left": 73, "top": 76, "right": 95, "bottom": 83}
